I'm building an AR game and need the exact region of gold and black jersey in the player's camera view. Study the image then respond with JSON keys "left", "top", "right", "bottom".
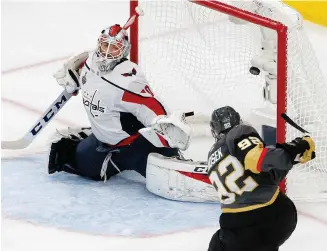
{"left": 207, "top": 124, "right": 293, "bottom": 213}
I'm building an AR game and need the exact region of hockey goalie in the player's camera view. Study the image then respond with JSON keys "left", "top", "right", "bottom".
{"left": 47, "top": 21, "right": 218, "bottom": 203}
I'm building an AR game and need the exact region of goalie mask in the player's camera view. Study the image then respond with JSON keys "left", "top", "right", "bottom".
{"left": 94, "top": 24, "right": 131, "bottom": 73}
{"left": 210, "top": 106, "right": 241, "bottom": 139}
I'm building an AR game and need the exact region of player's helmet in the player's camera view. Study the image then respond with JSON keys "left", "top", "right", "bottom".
{"left": 210, "top": 106, "right": 241, "bottom": 138}
{"left": 95, "top": 24, "right": 131, "bottom": 73}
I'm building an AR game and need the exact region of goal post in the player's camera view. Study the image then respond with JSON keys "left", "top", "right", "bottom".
{"left": 130, "top": 0, "right": 287, "bottom": 145}
{"left": 130, "top": 0, "right": 139, "bottom": 64}
{"left": 129, "top": 0, "right": 327, "bottom": 201}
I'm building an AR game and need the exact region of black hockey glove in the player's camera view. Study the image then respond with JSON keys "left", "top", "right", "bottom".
{"left": 277, "top": 136, "right": 316, "bottom": 164}
{"left": 48, "top": 137, "right": 79, "bottom": 174}
{"left": 48, "top": 127, "right": 91, "bottom": 174}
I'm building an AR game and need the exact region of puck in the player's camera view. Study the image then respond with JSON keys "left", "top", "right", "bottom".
{"left": 250, "top": 66, "right": 260, "bottom": 75}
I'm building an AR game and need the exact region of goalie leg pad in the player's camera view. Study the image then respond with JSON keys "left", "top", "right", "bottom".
{"left": 146, "top": 153, "right": 219, "bottom": 203}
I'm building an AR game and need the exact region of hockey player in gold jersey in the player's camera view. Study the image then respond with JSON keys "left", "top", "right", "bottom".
{"left": 207, "top": 106, "right": 316, "bottom": 251}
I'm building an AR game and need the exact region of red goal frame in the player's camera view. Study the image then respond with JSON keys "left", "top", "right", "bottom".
{"left": 129, "top": 0, "right": 288, "bottom": 192}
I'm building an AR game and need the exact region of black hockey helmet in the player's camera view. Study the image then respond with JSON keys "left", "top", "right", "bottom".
{"left": 210, "top": 106, "right": 241, "bottom": 138}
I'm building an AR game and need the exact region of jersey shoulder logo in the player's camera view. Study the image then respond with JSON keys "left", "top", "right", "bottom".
{"left": 140, "top": 85, "right": 154, "bottom": 97}
{"left": 121, "top": 68, "right": 137, "bottom": 77}
{"left": 81, "top": 72, "right": 87, "bottom": 85}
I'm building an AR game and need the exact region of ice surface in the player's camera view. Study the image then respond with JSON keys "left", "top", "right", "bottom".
{"left": 2, "top": 153, "right": 220, "bottom": 237}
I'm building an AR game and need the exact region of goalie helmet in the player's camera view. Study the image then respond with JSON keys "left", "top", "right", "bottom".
{"left": 210, "top": 106, "right": 241, "bottom": 138}
{"left": 94, "top": 24, "right": 131, "bottom": 73}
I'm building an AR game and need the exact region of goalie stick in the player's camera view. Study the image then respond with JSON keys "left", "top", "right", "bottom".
{"left": 1, "top": 90, "right": 73, "bottom": 150}
{"left": 1, "top": 7, "right": 145, "bottom": 150}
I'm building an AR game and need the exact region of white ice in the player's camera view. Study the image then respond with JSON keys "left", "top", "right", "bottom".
{"left": 1, "top": 1, "right": 327, "bottom": 251}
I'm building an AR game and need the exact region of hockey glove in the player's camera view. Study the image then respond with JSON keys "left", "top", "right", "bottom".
{"left": 48, "top": 127, "right": 92, "bottom": 174}
{"left": 53, "top": 51, "right": 89, "bottom": 94}
{"left": 277, "top": 136, "right": 316, "bottom": 164}
{"left": 139, "top": 112, "right": 191, "bottom": 151}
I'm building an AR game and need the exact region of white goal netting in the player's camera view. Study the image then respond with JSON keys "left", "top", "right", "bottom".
{"left": 135, "top": 0, "right": 327, "bottom": 201}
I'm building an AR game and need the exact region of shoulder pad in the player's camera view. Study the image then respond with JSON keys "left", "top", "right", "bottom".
{"left": 112, "top": 61, "right": 155, "bottom": 97}
{"left": 227, "top": 124, "right": 258, "bottom": 141}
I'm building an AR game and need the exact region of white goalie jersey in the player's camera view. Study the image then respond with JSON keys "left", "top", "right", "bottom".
{"left": 79, "top": 52, "right": 170, "bottom": 147}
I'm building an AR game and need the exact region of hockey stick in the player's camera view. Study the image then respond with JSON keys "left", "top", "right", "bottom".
{"left": 1, "top": 90, "right": 73, "bottom": 150}
{"left": 122, "top": 6, "right": 144, "bottom": 30}
{"left": 281, "top": 113, "right": 310, "bottom": 134}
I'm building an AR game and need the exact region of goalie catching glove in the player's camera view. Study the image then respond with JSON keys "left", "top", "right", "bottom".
{"left": 139, "top": 112, "right": 192, "bottom": 151}
{"left": 277, "top": 136, "right": 316, "bottom": 164}
{"left": 53, "top": 52, "right": 89, "bottom": 94}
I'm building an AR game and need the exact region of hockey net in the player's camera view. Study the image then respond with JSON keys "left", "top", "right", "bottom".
{"left": 130, "top": 0, "right": 327, "bottom": 201}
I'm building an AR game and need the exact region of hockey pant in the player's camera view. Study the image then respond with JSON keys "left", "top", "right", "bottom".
{"left": 70, "top": 134, "right": 179, "bottom": 181}
{"left": 208, "top": 192, "right": 297, "bottom": 251}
